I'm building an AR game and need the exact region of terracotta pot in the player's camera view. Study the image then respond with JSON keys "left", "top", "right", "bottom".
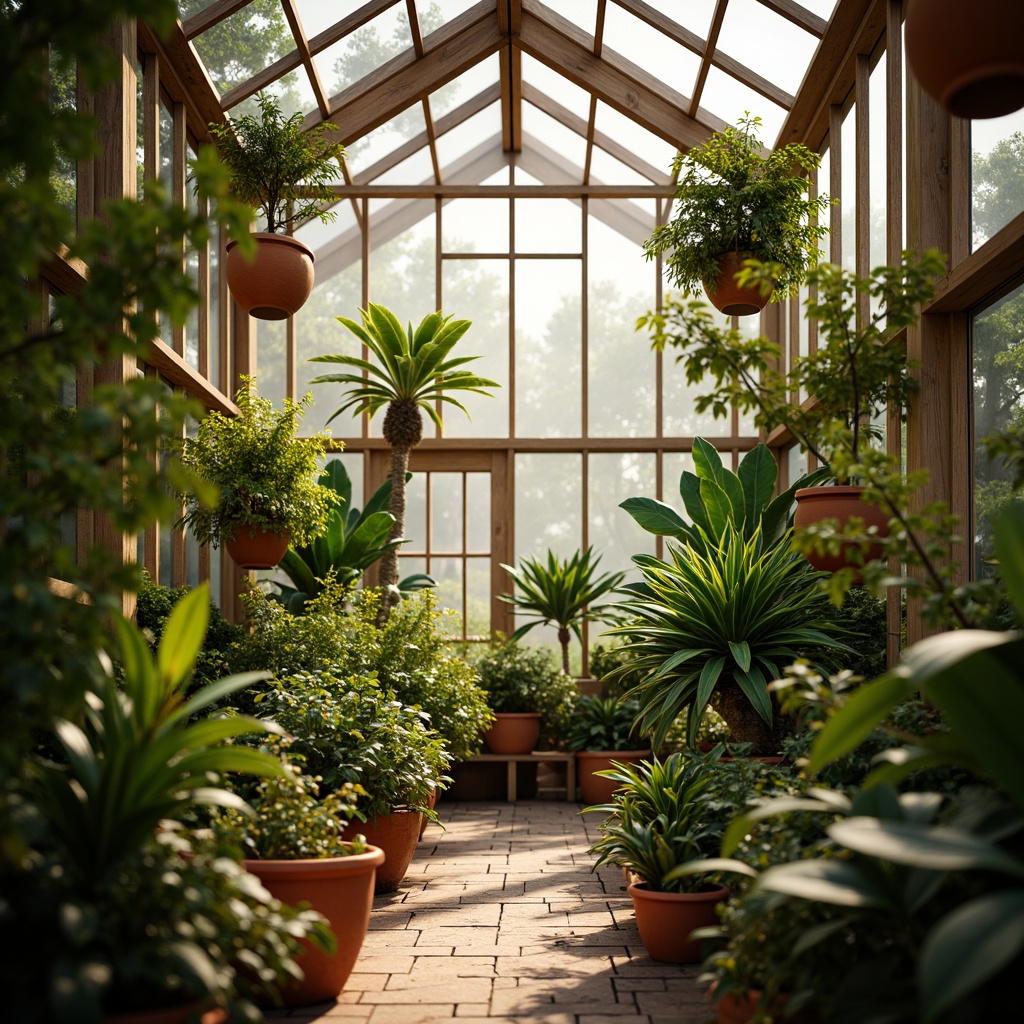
{"left": 702, "top": 252, "right": 774, "bottom": 317}
{"left": 226, "top": 232, "right": 315, "bottom": 320}
{"left": 904, "top": 0, "right": 1024, "bottom": 120}
{"left": 793, "top": 485, "right": 888, "bottom": 576}
{"left": 628, "top": 881, "right": 729, "bottom": 963}
{"left": 343, "top": 809, "right": 421, "bottom": 893}
{"left": 105, "top": 1006, "right": 226, "bottom": 1024}
{"left": 418, "top": 786, "right": 438, "bottom": 840}
{"left": 225, "top": 526, "right": 290, "bottom": 570}
{"left": 483, "top": 712, "right": 541, "bottom": 754}
{"left": 713, "top": 985, "right": 819, "bottom": 1024}
{"left": 244, "top": 845, "right": 383, "bottom": 1007}
{"left": 576, "top": 749, "right": 651, "bottom": 806}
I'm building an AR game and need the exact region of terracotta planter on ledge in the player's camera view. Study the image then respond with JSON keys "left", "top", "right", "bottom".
{"left": 226, "top": 232, "right": 315, "bottom": 320}
{"left": 225, "top": 526, "right": 290, "bottom": 570}
{"left": 793, "top": 485, "right": 887, "bottom": 577}
{"left": 628, "top": 881, "right": 729, "bottom": 963}
{"left": 483, "top": 712, "right": 541, "bottom": 754}
{"left": 702, "top": 252, "right": 774, "bottom": 317}
{"left": 576, "top": 749, "right": 650, "bottom": 807}
{"left": 244, "top": 844, "right": 383, "bottom": 1007}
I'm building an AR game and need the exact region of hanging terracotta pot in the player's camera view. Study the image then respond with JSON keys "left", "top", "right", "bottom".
{"left": 343, "top": 809, "right": 421, "bottom": 893}
{"left": 226, "top": 232, "right": 315, "bottom": 320}
{"left": 904, "top": 0, "right": 1024, "bottom": 120}
{"left": 482, "top": 712, "right": 541, "bottom": 754}
{"left": 244, "top": 845, "right": 383, "bottom": 1007}
{"left": 225, "top": 525, "right": 289, "bottom": 570}
{"left": 576, "top": 749, "right": 650, "bottom": 806}
{"left": 104, "top": 1005, "right": 226, "bottom": 1024}
{"left": 628, "top": 881, "right": 729, "bottom": 963}
{"left": 702, "top": 252, "right": 774, "bottom": 317}
{"left": 793, "top": 485, "right": 888, "bottom": 576}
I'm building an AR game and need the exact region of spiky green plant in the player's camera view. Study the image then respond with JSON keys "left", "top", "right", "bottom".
{"left": 311, "top": 304, "right": 497, "bottom": 620}
{"left": 500, "top": 547, "right": 627, "bottom": 675}
{"left": 610, "top": 526, "right": 848, "bottom": 754}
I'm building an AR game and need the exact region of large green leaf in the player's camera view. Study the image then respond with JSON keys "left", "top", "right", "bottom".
{"left": 737, "top": 444, "right": 777, "bottom": 525}
{"left": 759, "top": 859, "right": 892, "bottom": 908}
{"left": 679, "top": 471, "right": 714, "bottom": 536}
{"left": 619, "top": 496, "right": 689, "bottom": 538}
{"left": 993, "top": 502, "right": 1024, "bottom": 618}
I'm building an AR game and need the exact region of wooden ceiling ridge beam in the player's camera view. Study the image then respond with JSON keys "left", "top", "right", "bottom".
{"left": 311, "top": 12, "right": 505, "bottom": 140}
{"left": 517, "top": 0, "right": 710, "bottom": 151}
{"left": 775, "top": 0, "right": 884, "bottom": 151}
{"left": 498, "top": 0, "right": 523, "bottom": 152}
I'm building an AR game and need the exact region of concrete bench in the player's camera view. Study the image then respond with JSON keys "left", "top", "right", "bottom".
{"left": 464, "top": 751, "right": 577, "bottom": 802}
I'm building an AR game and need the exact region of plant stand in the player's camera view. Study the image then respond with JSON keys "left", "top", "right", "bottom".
{"left": 463, "top": 751, "right": 576, "bottom": 802}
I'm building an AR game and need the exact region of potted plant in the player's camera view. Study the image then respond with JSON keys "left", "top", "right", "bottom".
{"left": 639, "top": 250, "right": 946, "bottom": 575}
{"left": 904, "top": 0, "right": 1024, "bottom": 120}
{"left": 608, "top": 524, "right": 850, "bottom": 755}
{"left": 643, "top": 114, "right": 832, "bottom": 316}
{"left": 587, "top": 750, "right": 733, "bottom": 963}
{"left": 214, "top": 740, "right": 384, "bottom": 1008}
{"left": 471, "top": 637, "right": 578, "bottom": 756}
{"left": 310, "top": 303, "right": 497, "bottom": 622}
{"left": 8, "top": 586, "right": 331, "bottom": 1022}
{"left": 500, "top": 546, "right": 626, "bottom": 676}
{"left": 178, "top": 376, "right": 337, "bottom": 569}
{"left": 208, "top": 92, "right": 344, "bottom": 319}
{"left": 567, "top": 695, "right": 650, "bottom": 805}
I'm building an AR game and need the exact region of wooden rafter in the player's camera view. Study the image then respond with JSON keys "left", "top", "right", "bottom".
{"left": 181, "top": 0, "right": 251, "bottom": 41}
{"left": 688, "top": 0, "right": 729, "bottom": 119}
{"left": 281, "top": 0, "right": 331, "bottom": 119}
{"left": 756, "top": 0, "right": 829, "bottom": 37}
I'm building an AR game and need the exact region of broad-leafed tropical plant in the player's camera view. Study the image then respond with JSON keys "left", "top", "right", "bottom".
{"left": 620, "top": 437, "right": 829, "bottom": 552}
{"left": 310, "top": 304, "right": 497, "bottom": 620}
{"left": 273, "top": 460, "right": 434, "bottom": 612}
{"left": 500, "top": 547, "right": 627, "bottom": 675}
{"left": 609, "top": 525, "right": 848, "bottom": 753}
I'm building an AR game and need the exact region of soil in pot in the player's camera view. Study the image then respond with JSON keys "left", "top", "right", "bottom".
{"left": 483, "top": 712, "right": 541, "bottom": 754}
{"left": 343, "top": 809, "right": 421, "bottom": 893}
{"left": 244, "top": 845, "right": 383, "bottom": 1007}
{"left": 576, "top": 749, "right": 650, "bottom": 806}
{"left": 628, "top": 881, "right": 729, "bottom": 963}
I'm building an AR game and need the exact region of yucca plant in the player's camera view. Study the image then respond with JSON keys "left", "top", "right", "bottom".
{"left": 500, "top": 547, "right": 627, "bottom": 675}
{"left": 311, "top": 304, "right": 497, "bottom": 621}
{"left": 610, "top": 526, "right": 848, "bottom": 754}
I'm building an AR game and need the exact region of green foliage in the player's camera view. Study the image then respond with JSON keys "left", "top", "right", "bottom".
{"left": 610, "top": 525, "right": 847, "bottom": 751}
{"left": 500, "top": 547, "right": 626, "bottom": 674}
{"left": 215, "top": 738, "right": 368, "bottom": 860}
{"left": 566, "top": 695, "right": 645, "bottom": 752}
{"left": 178, "top": 377, "right": 338, "bottom": 548}
{"left": 812, "top": 585, "right": 888, "bottom": 680}
{"left": 245, "top": 667, "right": 450, "bottom": 822}
{"left": 469, "top": 638, "right": 578, "bottom": 746}
{"left": 208, "top": 91, "right": 344, "bottom": 234}
{"left": 643, "top": 114, "right": 832, "bottom": 301}
{"left": 621, "top": 437, "right": 830, "bottom": 552}
{"left": 272, "top": 461, "right": 434, "bottom": 612}
{"left": 972, "top": 130, "right": 1024, "bottom": 246}
{"left": 325, "top": 589, "right": 493, "bottom": 762}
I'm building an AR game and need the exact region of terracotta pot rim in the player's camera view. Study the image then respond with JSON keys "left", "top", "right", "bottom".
{"left": 575, "top": 748, "right": 651, "bottom": 759}
{"left": 244, "top": 844, "right": 385, "bottom": 875}
{"left": 628, "top": 881, "right": 730, "bottom": 902}
{"left": 226, "top": 232, "right": 315, "bottom": 260}
{"left": 794, "top": 484, "right": 865, "bottom": 498}
{"left": 490, "top": 711, "right": 542, "bottom": 719}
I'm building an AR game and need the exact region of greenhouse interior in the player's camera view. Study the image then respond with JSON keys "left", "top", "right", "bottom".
{"left": 4, "top": 1, "right": 1024, "bottom": 1022}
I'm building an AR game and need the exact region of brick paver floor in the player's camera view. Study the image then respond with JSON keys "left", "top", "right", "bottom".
{"left": 264, "top": 799, "right": 717, "bottom": 1024}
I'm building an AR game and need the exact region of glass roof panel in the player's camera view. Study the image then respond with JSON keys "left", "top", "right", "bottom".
{"left": 345, "top": 103, "right": 428, "bottom": 178}
{"left": 293, "top": 1, "right": 380, "bottom": 40}
{"left": 556, "top": 0, "right": 598, "bottom": 38}
{"left": 417, "top": 0, "right": 482, "bottom": 30}
{"left": 295, "top": 197, "right": 358, "bottom": 253}
{"left": 621, "top": 0, "right": 717, "bottom": 41}
{"left": 177, "top": 0, "right": 227, "bottom": 21}
{"left": 593, "top": 101, "right": 676, "bottom": 174}
{"left": 432, "top": 53, "right": 500, "bottom": 120}
{"left": 521, "top": 104, "right": 587, "bottom": 170}
{"left": 718, "top": 0, "right": 820, "bottom": 98}
{"left": 372, "top": 146, "right": 436, "bottom": 185}
{"left": 603, "top": 4, "right": 700, "bottom": 101}
{"left": 190, "top": 0, "right": 294, "bottom": 96}
{"left": 589, "top": 146, "right": 653, "bottom": 188}
{"left": 434, "top": 100, "right": 502, "bottom": 171}
{"left": 521, "top": 54, "right": 590, "bottom": 121}
{"left": 321, "top": 2, "right": 414, "bottom": 96}
{"left": 793, "top": 0, "right": 840, "bottom": 20}
{"left": 700, "top": 66, "right": 788, "bottom": 145}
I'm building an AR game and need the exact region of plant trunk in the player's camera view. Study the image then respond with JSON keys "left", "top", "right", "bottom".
{"left": 711, "top": 680, "right": 780, "bottom": 756}
{"left": 557, "top": 626, "right": 571, "bottom": 675}
{"left": 378, "top": 443, "right": 409, "bottom": 625}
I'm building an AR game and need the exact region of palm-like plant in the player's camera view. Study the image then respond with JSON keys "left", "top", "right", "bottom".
{"left": 310, "top": 304, "right": 498, "bottom": 620}
{"left": 500, "top": 547, "right": 627, "bottom": 675}
{"left": 610, "top": 526, "right": 848, "bottom": 754}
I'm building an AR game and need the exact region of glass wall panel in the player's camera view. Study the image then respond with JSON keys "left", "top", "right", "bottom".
{"left": 516, "top": 198, "right": 582, "bottom": 254}
{"left": 515, "top": 259, "right": 581, "bottom": 437}
{"left": 588, "top": 214, "right": 656, "bottom": 437}
{"left": 432, "top": 557, "right": 463, "bottom": 634}
{"left": 869, "top": 53, "right": 888, "bottom": 275}
{"left": 971, "top": 108, "right": 1024, "bottom": 251}
{"left": 661, "top": 452, "right": 697, "bottom": 510}
{"left": 404, "top": 471, "right": 428, "bottom": 554}
{"left": 443, "top": 198, "right": 509, "bottom": 252}
{"left": 368, "top": 203, "right": 436, "bottom": 317}
{"left": 441, "top": 259, "right": 509, "bottom": 438}
{"left": 466, "top": 556, "right": 490, "bottom": 637}
{"left": 972, "top": 281, "right": 1024, "bottom": 575}
{"left": 466, "top": 473, "right": 490, "bottom": 551}
{"left": 514, "top": 453, "right": 581, "bottom": 560}
{"left": 588, "top": 452, "right": 657, "bottom": 582}
{"left": 255, "top": 319, "right": 286, "bottom": 409}
{"left": 431, "top": 472, "right": 463, "bottom": 552}
{"left": 841, "top": 105, "right": 856, "bottom": 272}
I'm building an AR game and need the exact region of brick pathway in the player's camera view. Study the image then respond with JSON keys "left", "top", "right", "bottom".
{"left": 264, "top": 800, "right": 716, "bottom": 1023}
